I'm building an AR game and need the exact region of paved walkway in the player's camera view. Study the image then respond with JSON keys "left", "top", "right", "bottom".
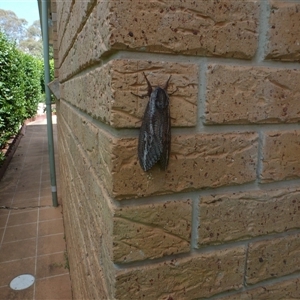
{"left": 0, "top": 117, "right": 72, "bottom": 299}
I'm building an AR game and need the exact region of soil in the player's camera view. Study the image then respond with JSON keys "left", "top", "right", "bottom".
{"left": 0, "top": 123, "right": 27, "bottom": 181}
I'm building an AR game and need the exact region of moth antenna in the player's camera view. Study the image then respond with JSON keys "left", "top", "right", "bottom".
{"left": 168, "top": 87, "right": 178, "bottom": 96}
{"left": 131, "top": 92, "right": 148, "bottom": 99}
{"left": 143, "top": 72, "right": 152, "bottom": 96}
{"left": 163, "top": 75, "right": 172, "bottom": 90}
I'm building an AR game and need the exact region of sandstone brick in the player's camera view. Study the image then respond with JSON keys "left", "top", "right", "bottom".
{"left": 54, "top": 68, "right": 59, "bottom": 78}
{"left": 59, "top": 108, "right": 254, "bottom": 294}
{"left": 219, "top": 278, "right": 300, "bottom": 300}
{"left": 61, "top": 106, "right": 195, "bottom": 263}
{"left": 57, "top": 1, "right": 73, "bottom": 52}
{"left": 247, "top": 234, "right": 300, "bottom": 284}
{"left": 113, "top": 199, "right": 192, "bottom": 263}
{"left": 56, "top": 0, "right": 300, "bottom": 298}
{"left": 260, "top": 130, "right": 300, "bottom": 183}
{"left": 53, "top": 48, "right": 59, "bottom": 61}
{"left": 60, "top": 59, "right": 198, "bottom": 128}
{"left": 55, "top": 1, "right": 64, "bottom": 30}
{"left": 58, "top": 0, "right": 96, "bottom": 66}
{"left": 109, "top": 0, "right": 259, "bottom": 57}
{"left": 59, "top": 100, "right": 114, "bottom": 192}
{"left": 65, "top": 214, "right": 113, "bottom": 300}
{"left": 52, "top": 22, "right": 57, "bottom": 37}
{"left": 59, "top": 111, "right": 112, "bottom": 232}
{"left": 59, "top": 0, "right": 259, "bottom": 80}
{"left": 50, "top": 0, "right": 57, "bottom": 13}
{"left": 111, "top": 132, "right": 258, "bottom": 199}
{"left": 60, "top": 180, "right": 97, "bottom": 299}
{"left": 58, "top": 1, "right": 110, "bottom": 80}
{"left": 199, "top": 188, "right": 300, "bottom": 246}
{"left": 58, "top": 122, "right": 115, "bottom": 298}
{"left": 266, "top": 1, "right": 300, "bottom": 61}
{"left": 115, "top": 246, "right": 246, "bottom": 299}
{"left": 205, "top": 65, "right": 300, "bottom": 124}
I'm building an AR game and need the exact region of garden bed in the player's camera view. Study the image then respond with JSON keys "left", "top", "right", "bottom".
{"left": 0, "top": 123, "right": 27, "bottom": 181}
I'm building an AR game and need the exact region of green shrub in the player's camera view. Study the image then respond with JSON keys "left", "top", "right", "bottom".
{"left": 21, "top": 52, "right": 42, "bottom": 118}
{"left": 0, "top": 32, "right": 26, "bottom": 147}
{"left": 0, "top": 31, "right": 42, "bottom": 151}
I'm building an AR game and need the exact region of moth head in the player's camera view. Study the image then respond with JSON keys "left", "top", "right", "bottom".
{"left": 154, "top": 87, "right": 169, "bottom": 109}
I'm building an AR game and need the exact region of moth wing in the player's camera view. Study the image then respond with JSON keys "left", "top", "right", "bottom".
{"left": 159, "top": 107, "right": 171, "bottom": 170}
{"left": 138, "top": 106, "right": 163, "bottom": 171}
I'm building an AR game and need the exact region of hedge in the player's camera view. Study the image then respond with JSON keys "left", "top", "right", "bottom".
{"left": 0, "top": 31, "right": 42, "bottom": 162}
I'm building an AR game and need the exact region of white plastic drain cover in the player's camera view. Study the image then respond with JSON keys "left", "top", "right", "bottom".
{"left": 10, "top": 274, "right": 35, "bottom": 290}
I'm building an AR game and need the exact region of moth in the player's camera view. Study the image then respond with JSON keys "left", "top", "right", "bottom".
{"left": 136, "top": 72, "right": 172, "bottom": 172}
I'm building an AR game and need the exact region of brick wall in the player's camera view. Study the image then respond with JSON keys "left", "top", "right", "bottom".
{"left": 55, "top": 0, "right": 300, "bottom": 299}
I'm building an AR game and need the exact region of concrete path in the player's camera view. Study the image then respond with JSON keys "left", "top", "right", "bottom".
{"left": 0, "top": 116, "right": 72, "bottom": 299}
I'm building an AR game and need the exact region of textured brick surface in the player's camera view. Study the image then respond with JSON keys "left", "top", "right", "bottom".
{"left": 57, "top": 1, "right": 72, "bottom": 53}
{"left": 219, "top": 278, "right": 300, "bottom": 300}
{"left": 60, "top": 59, "right": 198, "bottom": 128}
{"left": 59, "top": 100, "right": 114, "bottom": 192}
{"left": 50, "top": 0, "right": 57, "bottom": 12}
{"left": 199, "top": 188, "right": 300, "bottom": 245}
{"left": 115, "top": 246, "right": 246, "bottom": 299}
{"left": 59, "top": 108, "right": 116, "bottom": 298}
{"left": 59, "top": 0, "right": 259, "bottom": 80}
{"left": 111, "top": 132, "right": 258, "bottom": 199}
{"left": 60, "top": 171, "right": 111, "bottom": 299}
{"left": 59, "top": 174, "right": 101, "bottom": 299}
{"left": 56, "top": 0, "right": 300, "bottom": 298}
{"left": 59, "top": 1, "right": 110, "bottom": 80}
{"left": 247, "top": 234, "right": 300, "bottom": 284}
{"left": 266, "top": 1, "right": 300, "bottom": 61}
{"left": 62, "top": 182, "right": 110, "bottom": 300}
{"left": 60, "top": 102, "right": 257, "bottom": 200}
{"left": 113, "top": 199, "right": 192, "bottom": 263}
{"left": 260, "top": 130, "right": 300, "bottom": 183}
{"left": 205, "top": 65, "right": 300, "bottom": 124}
{"left": 109, "top": 0, "right": 259, "bottom": 57}
{"left": 58, "top": 0, "right": 96, "bottom": 66}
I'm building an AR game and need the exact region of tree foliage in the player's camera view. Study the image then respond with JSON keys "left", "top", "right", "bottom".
{"left": 0, "top": 31, "right": 43, "bottom": 153}
{"left": 0, "top": 9, "right": 43, "bottom": 58}
{"left": 0, "top": 9, "right": 28, "bottom": 43}
{"left": 19, "top": 20, "right": 43, "bottom": 58}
